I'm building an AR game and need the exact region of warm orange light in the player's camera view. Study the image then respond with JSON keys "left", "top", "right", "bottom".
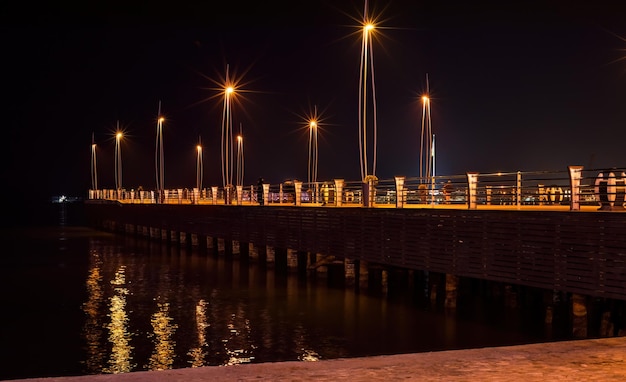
{"left": 196, "top": 145, "right": 202, "bottom": 152}
{"left": 226, "top": 86, "right": 234, "bottom": 95}
{"left": 237, "top": 135, "right": 242, "bottom": 142}
{"left": 309, "top": 121, "right": 317, "bottom": 129}
{"left": 116, "top": 132, "right": 122, "bottom": 139}
{"left": 159, "top": 117, "right": 165, "bottom": 123}
{"left": 364, "top": 23, "right": 374, "bottom": 32}
{"left": 422, "top": 95, "right": 429, "bottom": 103}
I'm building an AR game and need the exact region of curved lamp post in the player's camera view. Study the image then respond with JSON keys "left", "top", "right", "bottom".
{"left": 114, "top": 126, "right": 123, "bottom": 193}
{"left": 358, "top": 0, "right": 378, "bottom": 181}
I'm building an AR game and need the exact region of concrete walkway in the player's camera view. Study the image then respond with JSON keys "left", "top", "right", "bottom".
{"left": 13, "top": 337, "right": 626, "bottom": 382}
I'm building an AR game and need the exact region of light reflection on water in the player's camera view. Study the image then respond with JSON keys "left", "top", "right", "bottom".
{"left": 82, "top": 249, "right": 104, "bottom": 372}
{"left": 187, "top": 299, "right": 209, "bottom": 367}
{"left": 83, "top": 235, "right": 539, "bottom": 376}
{"left": 81, "top": 237, "right": 388, "bottom": 373}
{"left": 104, "top": 266, "right": 133, "bottom": 374}
{"left": 148, "top": 301, "right": 177, "bottom": 370}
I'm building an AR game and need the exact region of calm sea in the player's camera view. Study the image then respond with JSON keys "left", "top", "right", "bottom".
{"left": 0, "top": 201, "right": 572, "bottom": 380}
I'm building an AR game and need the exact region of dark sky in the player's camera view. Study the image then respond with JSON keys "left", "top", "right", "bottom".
{"left": 3, "top": 1, "right": 625, "bottom": 201}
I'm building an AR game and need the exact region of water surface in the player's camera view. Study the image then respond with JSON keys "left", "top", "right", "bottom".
{"left": 0, "top": 202, "right": 568, "bottom": 380}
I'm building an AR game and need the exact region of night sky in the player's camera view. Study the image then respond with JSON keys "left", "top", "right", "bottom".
{"left": 3, "top": 1, "right": 625, "bottom": 203}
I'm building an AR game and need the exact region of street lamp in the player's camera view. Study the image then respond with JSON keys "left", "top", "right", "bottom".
{"left": 221, "top": 65, "right": 235, "bottom": 189}
{"left": 419, "top": 74, "right": 434, "bottom": 181}
{"left": 155, "top": 101, "right": 165, "bottom": 202}
{"left": 114, "top": 124, "right": 123, "bottom": 192}
{"left": 91, "top": 132, "right": 98, "bottom": 191}
{"left": 358, "top": 0, "right": 378, "bottom": 181}
{"left": 196, "top": 136, "right": 203, "bottom": 192}
{"left": 308, "top": 106, "right": 319, "bottom": 185}
{"left": 236, "top": 128, "right": 244, "bottom": 188}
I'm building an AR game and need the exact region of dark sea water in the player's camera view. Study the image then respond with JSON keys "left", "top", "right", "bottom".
{"left": 0, "top": 201, "right": 576, "bottom": 380}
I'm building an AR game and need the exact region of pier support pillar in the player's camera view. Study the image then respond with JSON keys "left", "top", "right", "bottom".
{"left": 600, "top": 311, "right": 612, "bottom": 337}
{"left": 545, "top": 305, "right": 553, "bottom": 325}
{"left": 381, "top": 269, "right": 389, "bottom": 296}
{"left": 287, "top": 249, "right": 298, "bottom": 271}
{"left": 180, "top": 232, "right": 187, "bottom": 247}
{"left": 217, "top": 238, "right": 225, "bottom": 254}
{"left": 170, "top": 230, "right": 178, "bottom": 243}
{"left": 206, "top": 236, "right": 214, "bottom": 250}
{"left": 572, "top": 293, "right": 588, "bottom": 338}
{"left": 249, "top": 243, "right": 259, "bottom": 260}
{"left": 266, "top": 245, "right": 275, "bottom": 264}
{"left": 315, "top": 253, "right": 328, "bottom": 275}
{"left": 161, "top": 229, "right": 168, "bottom": 242}
{"left": 358, "top": 260, "right": 369, "bottom": 290}
{"left": 191, "top": 233, "right": 199, "bottom": 247}
{"left": 445, "top": 274, "right": 459, "bottom": 309}
{"left": 429, "top": 273, "right": 442, "bottom": 305}
{"left": 232, "top": 240, "right": 240, "bottom": 256}
{"left": 344, "top": 258, "right": 356, "bottom": 286}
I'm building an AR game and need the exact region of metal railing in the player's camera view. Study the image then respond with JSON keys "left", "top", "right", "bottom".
{"left": 88, "top": 166, "right": 626, "bottom": 211}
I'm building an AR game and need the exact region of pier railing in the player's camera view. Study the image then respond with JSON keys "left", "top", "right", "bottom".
{"left": 88, "top": 166, "right": 626, "bottom": 211}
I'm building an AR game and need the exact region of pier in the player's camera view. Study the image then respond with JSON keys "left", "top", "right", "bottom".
{"left": 86, "top": 166, "right": 626, "bottom": 301}
{"left": 85, "top": 199, "right": 626, "bottom": 301}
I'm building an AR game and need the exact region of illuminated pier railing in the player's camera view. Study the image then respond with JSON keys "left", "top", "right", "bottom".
{"left": 88, "top": 166, "right": 626, "bottom": 212}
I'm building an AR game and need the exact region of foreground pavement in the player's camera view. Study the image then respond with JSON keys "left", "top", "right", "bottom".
{"left": 12, "top": 337, "right": 626, "bottom": 382}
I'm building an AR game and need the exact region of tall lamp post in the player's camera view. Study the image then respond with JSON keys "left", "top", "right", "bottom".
{"left": 419, "top": 74, "right": 434, "bottom": 181}
{"left": 236, "top": 126, "right": 244, "bottom": 188}
{"left": 358, "top": 0, "right": 378, "bottom": 181}
{"left": 196, "top": 136, "right": 203, "bottom": 192}
{"left": 114, "top": 124, "right": 123, "bottom": 194}
{"left": 91, "top": 132, "right": 98, "bottom": 192}
{"left": 221, "top": 64, "right": 235, "bottom": 190}
{"left": 308, "top": 106, "right": 319, "bottom": 185}
{"left": 155, "top": 101, "right": 165, "bottom": 202}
